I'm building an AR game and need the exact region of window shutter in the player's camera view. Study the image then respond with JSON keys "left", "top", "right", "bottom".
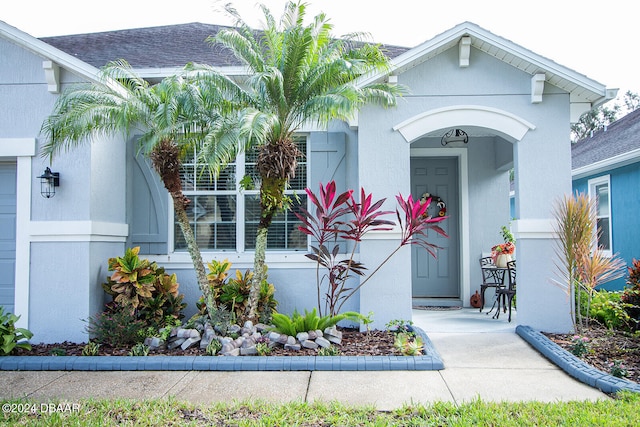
{"left": 309, "top": 132, "right": 346, "bottom": 190}
{"left": 127, "top": 150, "right": 168, "bottom": 254}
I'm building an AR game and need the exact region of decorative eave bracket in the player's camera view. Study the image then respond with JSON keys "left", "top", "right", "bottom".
{"left": 531, "top": 73, "right": 545, "bottom": 103}
{"left": 42, "top": 60, "right": 60, "bottom": 94}
{"left": 459, "top": 36, "right": 471, "bottom": 68}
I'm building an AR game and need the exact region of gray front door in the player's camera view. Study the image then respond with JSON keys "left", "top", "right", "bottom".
{"left": 411, "top": 157, "right": 459, "bottom": 298}
{"left": 0, "top": 162, "right": 17, "bottom": 313}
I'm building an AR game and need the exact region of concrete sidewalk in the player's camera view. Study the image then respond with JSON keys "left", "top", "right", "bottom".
{"left": 0, "top": 309, "right": 607, "bottom": 410}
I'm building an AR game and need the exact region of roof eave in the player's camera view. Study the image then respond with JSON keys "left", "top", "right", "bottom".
{"left": 358, "top": 22, "right": 610, "bottom": 105}
{"left": 1, "top": 20, "right": 101, "bottom": 83}
{"left": 572, "top": 147, "right": 640, "bottom": 179}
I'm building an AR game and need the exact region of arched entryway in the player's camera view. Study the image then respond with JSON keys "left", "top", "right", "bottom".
{"left": 394, "top": 105, "right": 535, "bottom": 307}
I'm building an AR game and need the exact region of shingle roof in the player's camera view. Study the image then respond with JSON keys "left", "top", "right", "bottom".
{"left": 40, "top": 22, "right": 409, "bottom": 69}
{"left": 572, "top": 108, "right": 640, "bottom": 170}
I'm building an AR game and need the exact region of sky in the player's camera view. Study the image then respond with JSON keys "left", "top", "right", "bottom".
{"left": 2, "top": 0, "right": 638, "bottom": 100}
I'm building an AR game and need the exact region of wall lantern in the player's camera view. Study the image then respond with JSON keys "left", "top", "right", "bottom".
{"left": 38, "top": 167, "right": 60, "bottom": 198}
{"left": 441, "top": 128, "right": 468, "bottom": 146}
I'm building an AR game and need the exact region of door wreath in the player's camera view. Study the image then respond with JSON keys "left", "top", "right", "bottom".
{"left": 420, "top": 192, "right": 446, "bottom": 217}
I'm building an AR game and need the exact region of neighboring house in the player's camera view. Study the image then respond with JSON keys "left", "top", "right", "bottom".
{"left": 572, "top": 108, "right": 640, "bottom": 290}
{"left": 0, "top": 20, "right": 616, "bottom": 342}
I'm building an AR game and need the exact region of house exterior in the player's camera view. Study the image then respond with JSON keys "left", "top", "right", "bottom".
{"left": 572, "top": 108, "right": 640, "bottom": 290}
{"left": 1, "top": 20, "right": 616, "bottom": 343}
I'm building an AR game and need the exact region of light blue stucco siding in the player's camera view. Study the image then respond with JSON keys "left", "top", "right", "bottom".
{"left": 1, "top": 35, "right": 129, "bottom": 343}
{"left": 573, "top": 161, "right": 640, "bottom": 291}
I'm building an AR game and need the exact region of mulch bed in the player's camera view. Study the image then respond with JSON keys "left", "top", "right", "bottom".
{"left": 14, "top": 329, "right": 400, "bottom": 358}
{"left": 15, "top": 325, "right": 639, "bottom": 385}
{"left": 544, "top": 325, "right": 640, "bottom": 384}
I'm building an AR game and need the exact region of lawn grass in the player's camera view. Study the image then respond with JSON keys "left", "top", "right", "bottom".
{"left": 1, "top": 392, "right": 638, "bottom": 426}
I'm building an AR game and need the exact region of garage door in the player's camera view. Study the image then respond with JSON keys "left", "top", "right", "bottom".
{"left": 0, "top": 162, "right": 16, "bottom": 314}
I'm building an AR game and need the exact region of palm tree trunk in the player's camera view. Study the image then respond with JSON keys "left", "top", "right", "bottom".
{"left": 150, "top": 139, "right": 217, "bottom": 320}
{"left": 173, "top": 199, "right": 217, "bottom": 319}
{"left": 247, "top": 225, "right": 269, "bottom": 320}
{"left": 246, "top": 175, "right": 286, "bottom": 321}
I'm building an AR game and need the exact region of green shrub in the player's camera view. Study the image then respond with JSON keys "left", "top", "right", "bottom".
{"left": 386, "top": 319, "right": 415, "bottom": 337}
{"left": 197, "top": 259, "right": 278, "bottom": 324}
{"left": 622, "top": 258, "right": 640, "bottom": 330}
{"left": 569, "top": 335, "right": 591, "bottom": 357}
{"left": 205, "top": 339, "right": 222, "bottom": 356}
{"left": 393, "top": 333, "right": 424, "bottom": 356}
{"left": 128, "top": 343, "right": 150, "bottom": 356}
{"left": 586, "top": 290, "right": 634, "bottom": 330}
{"left": 86, "top": 306, "right": 146, "bottom": 347}
{"left": 82, "top": 341, "right": 100, "bottom": 356}
{"left": 318, "top": 345, "right": 341, "bottom": 356}
{"left": 0, "top": 307, "right": 33, "bottom": 355}
{"left": 102, "top": 247, "right": 186, "bottom": 330}
{"left": 270, "top": 309, "right": 363, "bottom": 336}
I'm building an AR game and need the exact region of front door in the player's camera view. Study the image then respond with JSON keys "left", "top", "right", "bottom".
{"left": 411, "top": 157, "right": 459, "bottom": 298}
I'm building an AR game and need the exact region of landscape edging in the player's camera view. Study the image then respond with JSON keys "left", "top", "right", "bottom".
{"left": 0, "top": 327, "right": 444, "bottom": 372}
{"left": 516, "top": 324, "right": 640, "bottom": 394}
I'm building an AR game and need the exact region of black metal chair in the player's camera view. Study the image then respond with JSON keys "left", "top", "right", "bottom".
{"left": 494, "top": 260, "right": 516, "bottom": 322}
{"left": 479, "top": 256, "right": 506, "bottom": 312}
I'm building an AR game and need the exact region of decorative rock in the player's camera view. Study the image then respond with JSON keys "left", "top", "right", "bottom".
{"left": 199, "top": 335, "right": 212, "bottom": 349}
{"left": 180, "top": 337, "right": 200, "bottom": 350}
{"left": 255, "top": 323, "right": 270, "bottom": 332}
{"left": 276, "top": 335, "right": 289, "bottom": 345}
{"left": 222, "top": 347, "right": 240, "bottom": 356}
{"left": 324, "top": 327, "right": 343, "bottom": 345}
{"left": 286, "top": 336, "right": 297, "bottom": 346}
{"left": 221, "top": 343, "right": 235, "bottom": 354}
{"left": 307, "top": 330, "right": 317, "bottom": 340}
{"left": 326, "top": 335, "right": 342, "bottom": 345}
{"left": 241, "top": 337, "right": 255, "bottom": 348}
{"left": 324, "top": 327, "right": 342, "bottom": 339}
{"left": 168, "top": 338, "right": 186, "bottom": 349}
{"left": 176, "top": 328, "right": 200, "bottom": 339}
{"left": 284, "top": 343, "right": 301, "bottom": 351}
{"left": 200, "top": 324, "right": 216, "bottom": 349}
{"left": 243, "top": 320, "right": 254, "bottom": 329}
{"left": 301, "top": 339, "right": 318, "bottom": 349}
{"left": 315, "top": 336, "right": 331, "bottom": 348}
{"left": 240, "top": 346, "right": 258, "bottom": 355}
{"left": 315, "top": 329, "right": 323, "bottom": 338}
{"left": 228, "top": 324, "right": 241, "bottom": 335}
{"left": 268, "top": 332, "right": 281, "bottom": 342}
{"left": 296, "top": 332, "right": 309, "bottom": 342}
{"left": 144, "top": 337, "right": 166, "bottom": 350}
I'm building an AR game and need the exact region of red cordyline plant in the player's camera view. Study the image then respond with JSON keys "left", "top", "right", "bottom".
{"left": 296, "top": 181, "right": 448, "bottom": 317}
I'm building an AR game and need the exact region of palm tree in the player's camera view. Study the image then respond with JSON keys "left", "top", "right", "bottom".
{"left": 40, "top": 60, "right": 235, "bottom": 320}
{"left": 202, "top": 1, "right": 403, "bottom": 320}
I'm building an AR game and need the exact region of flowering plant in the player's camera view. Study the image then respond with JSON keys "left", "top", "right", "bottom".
{"left": 491, "top": 242, "right": 515, "bottom": 265}
{"left": 491, "top": 242, "right": 515, "bottom": 255}
{"left": 569, "top": 335, "right": 591, "bottom": 357}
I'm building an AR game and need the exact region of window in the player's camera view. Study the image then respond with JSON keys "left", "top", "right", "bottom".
{"left": 588, "top": 175, "right": 612, "bottom": 256}
{"left": 173, "top": 136, "right": 308, "bottom": 252}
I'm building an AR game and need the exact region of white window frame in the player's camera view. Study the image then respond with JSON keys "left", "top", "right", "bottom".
{"left": 588, "top": 175, "right": 612, "bottom": 257}
{"left": 168, "top": 135, "right": 310, "bottom": 256}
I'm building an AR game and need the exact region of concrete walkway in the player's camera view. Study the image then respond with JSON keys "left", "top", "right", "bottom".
{"left": 0, "top": 309, "right": 607, "bottom": 410}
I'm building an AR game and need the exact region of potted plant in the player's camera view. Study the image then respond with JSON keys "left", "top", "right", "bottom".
{"left": 491, "top": 226, "right": 516, "bottom": 267}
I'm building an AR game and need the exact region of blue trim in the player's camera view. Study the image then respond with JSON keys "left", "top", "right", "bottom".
{"left": 516, "top": 325, "right": 640, "bottom": 394}
{"left": 0, "top": 327, "right": 444, "bottom": 372}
